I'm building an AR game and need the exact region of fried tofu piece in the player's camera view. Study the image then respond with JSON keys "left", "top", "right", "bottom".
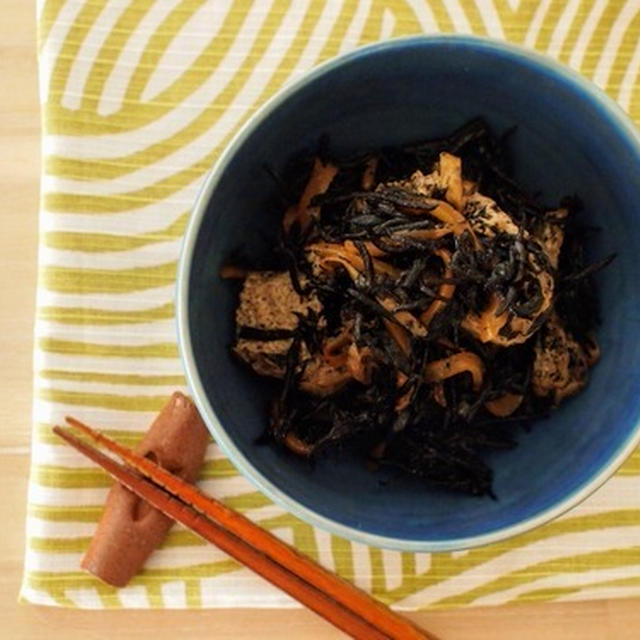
{"left": 233, "top": 271, "right": 351, "bottom": 395}
{"left": 460, "top": 194, "right": 556, "bottom": 346}
{"left": 464, "top": 193, "right": 520, "bottom": 237}
{"left": 535, "top": 208, "right": 567, "bottom": 270}
{"left": 395, "top": 152, "right": 465, "bottom": 210}
{"left": 233, "top": 271, "right": 322, "bottom": 378}
{"left": 532, "top": 314, "right": 591, "bottom": 405}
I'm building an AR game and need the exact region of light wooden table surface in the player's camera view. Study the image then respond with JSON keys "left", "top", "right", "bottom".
{"left": 3, "top": 4, "right": 640, "bottom": 639}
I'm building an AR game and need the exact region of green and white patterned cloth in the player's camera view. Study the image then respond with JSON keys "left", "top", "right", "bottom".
{"left": 21, "top": 0, "right": 640, "bottom": 609}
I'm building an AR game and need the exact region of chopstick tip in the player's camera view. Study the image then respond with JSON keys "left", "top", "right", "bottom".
{"left": 65, "top": 415, "right": 95, "bottom": 435}
{"left": 52, "top": 425, "right": 76, "bottom": 446}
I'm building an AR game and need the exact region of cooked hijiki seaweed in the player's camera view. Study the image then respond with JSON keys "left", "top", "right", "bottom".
{"left": 226, "top": 118, "right": 612, "bottom": 497}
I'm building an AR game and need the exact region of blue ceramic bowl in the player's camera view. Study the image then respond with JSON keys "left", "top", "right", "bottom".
{"left": 177, "top": 35, "right": 640, "bottom": 551}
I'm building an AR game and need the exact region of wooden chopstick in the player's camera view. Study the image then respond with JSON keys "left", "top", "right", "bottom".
{"left": 63, "top": 417, "right": 430, "bottom": 639}
{"left": 53, "top": 425, "right": 386, "bottom": 639}
{"left": 54, "top": 420, "right": 436, "bottom": 640}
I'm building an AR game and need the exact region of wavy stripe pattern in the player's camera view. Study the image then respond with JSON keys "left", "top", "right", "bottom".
{"left": 22, "top": 0, "right": 640, "bottom": 610}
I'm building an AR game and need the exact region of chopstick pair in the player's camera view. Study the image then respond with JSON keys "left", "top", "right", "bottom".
{"left": 53, "top": 418, "right": 435, "bottom": 640}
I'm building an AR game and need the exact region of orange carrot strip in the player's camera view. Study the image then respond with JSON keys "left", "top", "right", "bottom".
{"left": 383, "top": 318, "right": 411, "bottom": 357}
{"left": 312, "top": 242, "right": 400, "bottom": 278}
{"left": 397, "top": 199, "right": 480, "bottom": 249}
{"left": 420, "top": 249, "right": 455, "bottom": 327}
{"left": 283, "top": 158, "right": 338, "bottom": 233}
{"left": 438, "top": 152, "right": 464, "bottom": 211}
{"left": 346, "top": 343, "right": 374, "bottom": 385}
{"left": 394, "top": 371, "right": 413, "bottom": 412}
{"left": 322, "top": 327, "right": 353, "bottom": 367}
{"left": 424, "top": 352, "right": 485, "bottom": 392}
{"left": 344, "top": 239, "right": 388, "bottom": 259}
{"left": 484, "top": 393, "right": 523, "bottom": 417}
{"left": 461, "top": 293, "right": 510, "bottom": 344}
{"left": 378, "top": 296, "right": 427, "bottom": 338}
{"left": 284, "top": 432, "right": 313, "bottom": 457}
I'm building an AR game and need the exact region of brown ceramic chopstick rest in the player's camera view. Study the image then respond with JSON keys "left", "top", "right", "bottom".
{"left": 81, "top": 392, "right": 210, "bottom": 587}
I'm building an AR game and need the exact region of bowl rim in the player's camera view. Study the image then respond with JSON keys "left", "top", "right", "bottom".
{"left": 177, "top": 33, "right": 640, "bottom": 552}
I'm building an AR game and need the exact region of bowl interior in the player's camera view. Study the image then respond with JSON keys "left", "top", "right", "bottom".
{"left": 184, "top": 37, "right": 640, "bottom": 549}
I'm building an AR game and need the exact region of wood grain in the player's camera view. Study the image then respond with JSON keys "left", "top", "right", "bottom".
{"left": 3, "top": 2, "right": 639, "bottom": 638}
{"left": 0, "top": 0, "right": 39, "bottom": 450}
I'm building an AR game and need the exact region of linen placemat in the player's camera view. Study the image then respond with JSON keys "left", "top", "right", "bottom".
{"left": 21, "top": 0, "right": 640, "bottom": 609}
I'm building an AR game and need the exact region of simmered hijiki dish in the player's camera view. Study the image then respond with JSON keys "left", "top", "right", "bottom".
{"left": 225, "top": 119, "right": 611, "bottom": 497}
